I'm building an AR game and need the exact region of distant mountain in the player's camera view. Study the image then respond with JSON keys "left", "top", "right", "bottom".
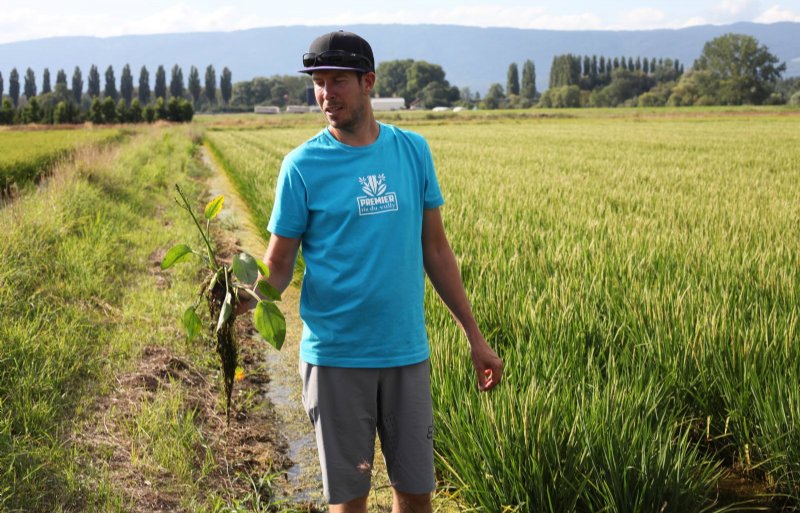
{"left": 1, "top": 23, "right": 798, "bottom": 95}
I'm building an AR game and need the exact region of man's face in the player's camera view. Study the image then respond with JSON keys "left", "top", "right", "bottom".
{"left": 311, "top": 70, "right": 373, "bottom": 132}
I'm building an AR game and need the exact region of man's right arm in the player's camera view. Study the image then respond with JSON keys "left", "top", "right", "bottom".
{"left": 237, "top": 233, "right": 301, "bottom": 313}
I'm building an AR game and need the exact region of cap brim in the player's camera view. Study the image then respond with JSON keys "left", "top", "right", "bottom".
{"left": 298, "top": 65, "right": 372, "bottom": 74}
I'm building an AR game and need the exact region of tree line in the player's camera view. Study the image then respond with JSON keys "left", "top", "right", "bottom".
{"left": 489, "top": 34, "right": 798, "bottom": 109}
{"left": 361, "top": 33, "right": 796, "bottom": 110}
{"left": 0, "top": 64, "right": 235, "bottom": 125}
{"left": 1, "top": 32, "right": 797, "bottom": 121}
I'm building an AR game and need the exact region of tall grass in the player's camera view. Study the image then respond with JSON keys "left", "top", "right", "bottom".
{"left": 0, "top": 127, "right": 209, "bottom": 511}
{"left": 205, "top": 110, "right": 800, "bottom": 512}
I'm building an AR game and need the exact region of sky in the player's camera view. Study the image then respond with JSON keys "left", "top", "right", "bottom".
{"left": 1, "top": 0, "right": 799, "bottom": 45}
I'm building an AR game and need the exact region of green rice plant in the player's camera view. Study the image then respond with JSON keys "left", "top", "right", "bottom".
{"left": 0, "top": 128, "right": 122, "bottom": 191}
{"left": 204, "top": 129, "right": 311, "bottom": 243}
{"left": 204, "top": 109, "right": 800, "bottom": 512}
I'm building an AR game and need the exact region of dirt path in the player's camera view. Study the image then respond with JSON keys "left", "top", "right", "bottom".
{"left": 202, "top": 146, "right": 327, "bottom": 506}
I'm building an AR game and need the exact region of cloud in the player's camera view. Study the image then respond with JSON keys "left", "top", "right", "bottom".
{"left": 266, "top": 5, "right": 604, "bottom": 31}
{"left": 680, "top": 16, "right": 711, "bottom": 27}
{"left": 608, "top": 8, "right": 668, "bottom": 30}
{"left": 755, "top": 4, "right": 800, "bottom": 22}
{"left": 711, "top": 0, "right": 762, "bottom": 21}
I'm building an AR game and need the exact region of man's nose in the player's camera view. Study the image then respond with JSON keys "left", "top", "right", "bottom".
{"left": 320, "top": 83, "right": 335, "bottom": 99}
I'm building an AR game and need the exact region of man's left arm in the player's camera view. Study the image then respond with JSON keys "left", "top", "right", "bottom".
{"left": 422, "top": 207, "right": 503, "bottom": 391}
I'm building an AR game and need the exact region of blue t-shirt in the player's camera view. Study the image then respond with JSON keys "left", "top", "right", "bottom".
{"left": 267, "top": 122, "right": 444, "bottom": 368}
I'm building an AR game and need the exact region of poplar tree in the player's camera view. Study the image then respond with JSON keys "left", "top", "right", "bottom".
{"left": 56, "top": 69, "right": 67, "bottom": 86}
{"left": 0, "top": 72, "right": 3, "bottom": 100}
{"left": 188, "top": 65, "right": 201, "bottom": 107}
{"left": 72, "top": 67, "right": 84, "bottom": 103}
{"left": 9, "top": 69, "right": 20, "bottom": 106}
{"left": 87, "top": 65, "right": 101, "bottom": 98}
{"left": 520, "top": 59, "right": 536, "bottom": 101}
{"left": 220, "top": 67, "right": 232, "bottom": 105}
{"left": 138, "top": 66, "right": 151, "bottom": 104}
{"left": 169, "top": 64, "right": 184, "bottom": 98}
{"left": 204, "top": 65, "right": 217, "bottom": 105}
{"left": 154, "top": 65, "right": 167, "bottom": 99}
{"left": 42, "top": 68, "right": 52, "bottom": 94}
{"left": 24, "top": 68, "right": 37, "bottom": 98}
{"left": 104, "top": 65, "right": 118, "bottom": 101}
{"left": 120, "top": 64, "right": 133, "bottom": 105}
{"left": 506, "top": 63, "right": 520, "bottom": 96}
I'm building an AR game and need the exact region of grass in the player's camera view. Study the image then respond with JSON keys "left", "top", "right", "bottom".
{"left": 0, "top": 125, "right": 236, "bottom": 511}
{"left": 202, "top": 107, "right": 800, "bottom": 512}
{"left": 0, "top": 127, "right": 124, "bottom": 191}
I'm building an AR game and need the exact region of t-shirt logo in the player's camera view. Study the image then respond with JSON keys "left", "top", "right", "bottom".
{"left": 357, "top": 174, "right": 399, "bottom": 216}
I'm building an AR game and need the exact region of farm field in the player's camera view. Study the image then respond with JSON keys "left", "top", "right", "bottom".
{"left": 0, "top": 127, "right": 124, "bottom": 191}
{"left": 1, "top": 107, "right": 798, "bottom": 512}
{"left": 206, "top": 108, "right": 800, "bottom": 512}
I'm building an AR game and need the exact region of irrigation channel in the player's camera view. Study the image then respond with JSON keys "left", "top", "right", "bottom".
{"left": 203, "top": 147, "right": 324, "bottom": 505}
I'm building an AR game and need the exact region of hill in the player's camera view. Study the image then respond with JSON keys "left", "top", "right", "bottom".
{"left": 1, "top": 22, "right": 798, "bottom": 94}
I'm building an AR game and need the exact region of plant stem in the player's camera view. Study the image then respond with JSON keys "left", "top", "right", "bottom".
{"left": 175, "top": 184, "right": 219, "bottom": 272}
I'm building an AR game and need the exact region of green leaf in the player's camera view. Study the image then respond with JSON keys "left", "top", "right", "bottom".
{"left": 204, "top": 195, "right": 224, "bottom": 220}
{"left": 232, "top": 252, "right": 259, "bottom": 285}
{"left": 256, "top": 279, "right": 281, "bottom": 301}
{"left": 255, "top": 259, "right": 270, "bottom": 279}
{"left": 161, "top": 244, "right": 193, "bottom": 269}
{"left": 254, "top": 301, "right": 286, "bottom": 350}
{"left": 216, "top": 291, "right": 233, "bottom": 333}
{"left": 182, "top": 307, "right": 202, "bottom": 340}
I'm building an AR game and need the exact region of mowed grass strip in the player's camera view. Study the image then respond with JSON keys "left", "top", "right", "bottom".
{"left": 206, "top": 109, "right": 800, "bottom": 512}
{"left": 0, "top": 126, "right": 215, "bottom": 511}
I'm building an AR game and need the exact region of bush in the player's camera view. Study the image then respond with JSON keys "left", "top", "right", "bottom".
{"left": 790, "top": 91, "right": 800, "bottom": 106}
{"left": 88, "top": 97, "right": 104, "bottom": 124}
{"left": 0, "top": 99, "right": 14, "bottom": 125}
{"left": 538, "top": 85, "right": 581, "bottom": 108}
{"left": 143, "top": 104, "right": 156, "bottom": 123}
{"left": 116, "top": 99, "right": 128, "bottom": 123}
{"left": 129, "top": 99, "right": 143, "bottom": 123}
{"left": 101, "top": 97, "right": 117, "bottom": 124}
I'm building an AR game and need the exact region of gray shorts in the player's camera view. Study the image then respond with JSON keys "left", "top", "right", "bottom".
{"left": 300, "top": 358, "right": 435, "bottom": 505}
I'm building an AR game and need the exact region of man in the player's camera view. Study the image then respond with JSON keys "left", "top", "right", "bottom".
{"left": 240, "top": 30, "right": 502, "bottom": 513}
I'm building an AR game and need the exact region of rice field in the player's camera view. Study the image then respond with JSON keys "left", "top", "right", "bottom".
{"left": 206, "top": 109, "right": 800, "bottom": 512}
{"left": 0, "top": 128, "right": 123, "bottom": 191}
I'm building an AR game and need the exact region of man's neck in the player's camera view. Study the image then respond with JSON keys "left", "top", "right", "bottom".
{"left": 329, "top": 117, "right": 380, "bottom": 147}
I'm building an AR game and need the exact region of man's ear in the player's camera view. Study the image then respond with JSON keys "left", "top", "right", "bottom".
{"left": 362, "top": 72, "right": 376, "bottom": 94}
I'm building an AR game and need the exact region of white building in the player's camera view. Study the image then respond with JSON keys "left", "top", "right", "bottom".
{"left": 285, "top": 105, "right": 310, "bottom": 114}
{"left": 371, "top": 97, "right": 406, "bottom": 111}
{"left": 254, "top": 106, "right": 280, "bottom": 114}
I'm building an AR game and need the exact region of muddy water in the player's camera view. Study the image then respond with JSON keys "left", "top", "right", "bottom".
{"left": 201, "top": 147, "right": 325, "bottom": 506}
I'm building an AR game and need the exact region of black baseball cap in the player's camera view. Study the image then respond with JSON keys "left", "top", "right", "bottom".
{"left": 299, "top": 30, "right": 375, "bottom": 74}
